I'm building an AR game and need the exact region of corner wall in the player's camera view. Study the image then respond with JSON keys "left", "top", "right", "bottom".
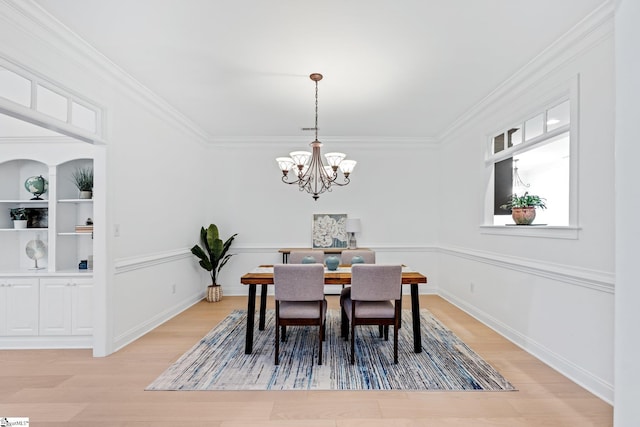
{"left": 437, "top": 8, "right": 615, "bottom": 402}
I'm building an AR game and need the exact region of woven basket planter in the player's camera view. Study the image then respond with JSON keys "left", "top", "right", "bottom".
{"left": 206, "top": 285, "right": 223, "bottom": 303}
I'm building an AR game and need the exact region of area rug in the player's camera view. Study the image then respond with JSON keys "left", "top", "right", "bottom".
{"left": 146, "top": 309, "right": 516, "bottom": 391}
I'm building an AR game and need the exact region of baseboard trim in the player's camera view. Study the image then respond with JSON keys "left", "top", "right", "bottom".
{"left": 439, "top": 288, "right": 614, "bottom": 404}
{"left": 112, "top": 293, "right": 203, "bottom": 352}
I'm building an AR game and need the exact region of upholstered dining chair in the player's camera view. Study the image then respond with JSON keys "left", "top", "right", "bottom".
{"left": 340, "top": 249, "right": 376, "bottom": 319}
{"left": 340, "top": 249, "right": 375, "bottom": 265}
{"left": 340, "top": 264, "right": 403, "bottom": 364}
{"left": 274, "top": 263, "right": 327, "bottom": 365}
{"left": 289, "top": 250, "right": 325, "bottom": 264}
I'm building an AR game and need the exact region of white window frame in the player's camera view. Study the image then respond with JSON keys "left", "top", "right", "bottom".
{"left": 0, "top": 56, "right": 104, "bottom": 144}
{"left": 480, "top": 75, "right": 580, "bottom": 239}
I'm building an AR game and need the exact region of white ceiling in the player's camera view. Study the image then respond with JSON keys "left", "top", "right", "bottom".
{"left": 13, "top": 0, "right": 606, "bottom": 140}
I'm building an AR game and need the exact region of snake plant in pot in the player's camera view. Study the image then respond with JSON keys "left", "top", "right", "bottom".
{"left": 191, "top": 224, "right": 237, "bottom": 302}
{"left": 500, "top": 192, "right": 547, "bottom": 225}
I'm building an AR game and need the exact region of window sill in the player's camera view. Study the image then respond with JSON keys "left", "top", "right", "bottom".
{"left": 479, "top": 225, "right": 579, "bottom": 239}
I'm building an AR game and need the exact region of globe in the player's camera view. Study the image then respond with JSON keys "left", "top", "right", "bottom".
{"left": 24, "top": 175, "right": 48, "bottom": 200}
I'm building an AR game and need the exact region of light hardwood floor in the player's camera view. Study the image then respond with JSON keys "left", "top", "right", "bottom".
{"left": 0, "top": 295, "right": 612, "bottom": 426}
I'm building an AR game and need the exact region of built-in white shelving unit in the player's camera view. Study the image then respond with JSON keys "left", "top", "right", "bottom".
{"left": 0, "top": 154, "right": 94, "bottom": 348}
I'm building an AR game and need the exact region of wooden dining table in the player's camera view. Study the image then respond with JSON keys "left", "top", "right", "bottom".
{"left": 240, "top": 265, "right": 428, "bottom": 354}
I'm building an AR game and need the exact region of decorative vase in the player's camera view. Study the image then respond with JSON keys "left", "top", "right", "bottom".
{"left": 207, "top": 285, "right": 222, "bottom": 302}
{"left": 325, "top": 256, "right": 339, "bottom": 271}
{"left": 13, "top": 220, "right": 28, "bottom": 229}
{"left": 511, "top": 207, "right": 536, "bottom": 225}
{"left": 351, "top": 256, "right": 365, "bottom": 264}
{"left": 301, "top": 256, "right": 316, "bottom": 264}
{"left": 79, "top": 190, "right": 93, "bottom": 199}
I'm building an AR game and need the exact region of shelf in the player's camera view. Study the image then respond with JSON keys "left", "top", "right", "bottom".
{"left": 58, "top": 232, "right": 93, "bottom": 236}
{"left": 58, "top": 199, "right": 93, "bottom": 204}
{"left": 0, "top": 157, "right": 93, "bottom": 275}
{"left": 0, "top": 228, "right": 48, "bottom": 232}
{"left": 0, "top": 199, "right": 49, "bottom": 204}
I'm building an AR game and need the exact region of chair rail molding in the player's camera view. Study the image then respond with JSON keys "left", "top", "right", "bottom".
{"left": 113, "top": 248, "right": 192, "bottom": 275}
{"left": 438, "top": 246, "right": 614, "bottom": 293}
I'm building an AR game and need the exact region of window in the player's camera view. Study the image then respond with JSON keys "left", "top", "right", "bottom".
{"left": 0, "top": 66, "right": 31, "bottom": 107}
{"left": 487, "top": 99, "right": 573, "bottom": 228}
{"left": 0, "top": 58, "right": 103, "bottom": 141}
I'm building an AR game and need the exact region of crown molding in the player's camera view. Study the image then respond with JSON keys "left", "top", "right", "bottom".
{"left": 2, "top": 0, "right": 614, "bottom": 148}
{"left": 209, "top": 135, "right": 438, "bottom": 149}
{"left": 1, "top": 0, "right": 211, "bottom": 146}
{"left": 437, "top": 0, "right": 615, "bottom": 142}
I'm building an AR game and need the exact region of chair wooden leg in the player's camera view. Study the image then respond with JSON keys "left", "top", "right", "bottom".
{"left": 341, "top": 306, "right": 349, "bottom": 339}
{"left": 280, "top": 325, "right": 286, "bottom": 342}
{"left": 318, "top": 301, "right": 324, "bottom": 365}
{"left": 350, "top": 322, "right": 356, "bottom": 365}
{"left": 378, "top": 325, "right": 383, "bottom": 338}
{"left": 393, "top": 324, "right": 398, "bottom": 364}
{"left": 275, "top": 305, "right": 280, "bottom": 365}
{"left": 318, "top": 324, "right": 323, "bottom": 365}
{"left": 384, "top": 325, "right": 389, "bottom": 341}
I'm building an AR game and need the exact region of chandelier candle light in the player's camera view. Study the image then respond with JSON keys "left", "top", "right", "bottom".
{"left": 276, "top": 73, "right": 357, "bottom": 201}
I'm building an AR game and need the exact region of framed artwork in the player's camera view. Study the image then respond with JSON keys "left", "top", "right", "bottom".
{"left": 312, "top": 213, "right": 348, "bottom": 248}
{"left": 26, "top": 208, "right": 48, "bottom": 228}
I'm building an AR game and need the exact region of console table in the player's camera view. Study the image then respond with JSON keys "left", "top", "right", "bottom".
{"left": 278, "top": 247, "right": 371, "bottom": 263}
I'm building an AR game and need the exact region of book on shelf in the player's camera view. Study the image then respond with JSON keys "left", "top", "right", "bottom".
{"left": 75, "top": 225, "right": 94, "bottom": 233}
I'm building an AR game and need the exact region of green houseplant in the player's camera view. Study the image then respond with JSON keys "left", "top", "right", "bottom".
{"left": 500, "top": 192, "right": 547, "bottom": 225}
{"left": 71, "top": 166, "right": 94, "bottom": 199}
{"left": 191, "top": 224, "right": 237, "bottom": 302}
{"left": 9, "top": 207, "right": 28, "bottom": 229}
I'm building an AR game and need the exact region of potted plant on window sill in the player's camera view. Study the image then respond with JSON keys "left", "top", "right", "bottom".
{"left": 10, "top": 207, "right": 28, "bottom": 229}
{"left": 500, "top": 192, "right": 547, "bottom": 225}
{"left": 190, "top": 224, "right": 237, "bottom": 302}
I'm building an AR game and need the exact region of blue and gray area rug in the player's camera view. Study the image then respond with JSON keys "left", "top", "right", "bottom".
{"left": 146, "top": 309, "right": 516, "bottom": 391}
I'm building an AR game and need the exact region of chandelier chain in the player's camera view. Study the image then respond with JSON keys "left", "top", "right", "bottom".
{"left": 315, "top": 79, "right": 319, "bottom": 141}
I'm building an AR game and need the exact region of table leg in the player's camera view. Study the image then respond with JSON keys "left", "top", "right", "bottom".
{"left": 410, "top": 283, "right": 422, "bottom": 353}
{"left": 245, "top": 284, "right": 256, "bottom": 354}
{"left": 259, "top": 284, "right": 268, "bottom": 330}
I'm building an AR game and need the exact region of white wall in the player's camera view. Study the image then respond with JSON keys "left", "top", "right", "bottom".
{"left": 1, "top": 1, "right": 210, "bottom": 355}
{"left": 437, "top": 11, "right": 615, "bottom": 402}
{"left": 207, "top": 139, "right": 441, "bottom": 296}
{"left": 614, "top": 0, "right": 640, "bottom": 425}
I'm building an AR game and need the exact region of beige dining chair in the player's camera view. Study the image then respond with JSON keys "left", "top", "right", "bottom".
{"left": 340, "top": 264, "right": 403, "bottom": 364}
{"left": 340, "top": 249, "right": 376, "bottom": 317}
{"left": 274, "top": 264, "right": 327, "bottom": 365}
{"left": 289, "top": 250, "right": 325, "bottom": 264}
{"left": 340, "top": 249, "right": 375, "bottom": 265}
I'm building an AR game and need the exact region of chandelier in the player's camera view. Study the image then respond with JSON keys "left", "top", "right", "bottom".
{"left": 513, "top": 159, "right": 530, "bottom": 190}
{"left": 276, "top": 73, "right": 357, "bottom": 201}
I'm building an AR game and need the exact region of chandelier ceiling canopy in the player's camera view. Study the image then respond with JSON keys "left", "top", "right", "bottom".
{"left": 276, "top": 73, "right": 356, "bottom": 201}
